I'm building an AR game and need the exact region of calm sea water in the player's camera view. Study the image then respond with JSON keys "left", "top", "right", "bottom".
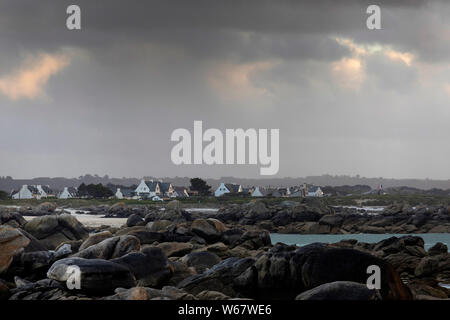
{"left": 270, "top": 233, "right": 450, "bottom": 251}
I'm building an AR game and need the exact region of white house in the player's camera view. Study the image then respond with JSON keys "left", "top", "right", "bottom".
{"left": 134, "top": 180, "right": 174, "bottom": 199}
{"left": 58, "top": 187, "right": 77, "bottom": 199}
{"left": 135, "top": 180, "right": 156, "bottom": 198}
{"left": 307, "top": 186, "right": 324, "bottom": 197}
{"left": 214, "top": 183, "right": 241, "bottom": 197}
{"left": 251, "top": 186, "right": 264, "bottom": 197}
{"left": 11, "top": 185, "right": 33, "bottom": 199}
{"left": 58, "top": 187, "right": 72, "bottom": 199}
{"left": 36, "top": 185, "right": 47, "bottom": 198}
{"left": 251, "top": 187, "right": 277, "bottom": 197}
{"left": 115, "top": 188, "right": 124, "bottom": 199}
{"left": 11, "top": 185, "right": 53, "bottom": 199}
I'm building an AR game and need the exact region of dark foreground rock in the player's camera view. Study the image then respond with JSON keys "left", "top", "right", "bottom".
{"left": 178, "top": 257, "right": 256, "bottom": 296}
{"left": 1, "top": 205, "right": 447, "bottom": 301}
{"left": 295, "top": 281, "right": 381, "bottom": 300}
{"left": 234, "top": 243, "right": 412, "bottom": 300}
{"left": 47, "top": 257, "right": 136, "bottom": 293}
{"left": 111, "top": 247, "right": 172, "bottom": 288}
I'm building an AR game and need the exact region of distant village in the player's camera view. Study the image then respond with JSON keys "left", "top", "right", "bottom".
{"left": 7, "top": 179, "right": 343, "bottom": 201}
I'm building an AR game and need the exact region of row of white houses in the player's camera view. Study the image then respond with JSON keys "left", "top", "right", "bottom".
{"left": 9, "top": 181, "right": 323, "bottom": 200}
{"left": 9, "top": 181, "right": 190, "bottom": 201}
{"left": 129, "top": 180, "right": 189, "bottom": 200}
{"left": 214, "top": 182, "right": 324, "bottom": 198}
{"left": 11, "top": 185, "right": 77, "bottom": 200}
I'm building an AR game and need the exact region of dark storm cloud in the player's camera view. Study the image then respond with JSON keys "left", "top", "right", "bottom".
{"left": 0, "top": 0, "right": 445, "bottom": 62}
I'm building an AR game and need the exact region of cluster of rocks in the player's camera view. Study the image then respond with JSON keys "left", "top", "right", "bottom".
{"left": 13, "top": 202, "right": 58, "bottom": 217}
{"left": 0, "top": 201, "right": 448, "bottom": 300}
{"left": 215, "top": 200, "right": 450, "bottom": 234}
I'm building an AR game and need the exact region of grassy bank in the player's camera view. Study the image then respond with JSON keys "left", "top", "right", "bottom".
{"left": 1, "top": 194, "right": 450, "bottom": 208}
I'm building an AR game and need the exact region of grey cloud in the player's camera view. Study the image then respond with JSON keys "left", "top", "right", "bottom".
{"left": 0, "top": 1, "right": 449, "bottom": 180}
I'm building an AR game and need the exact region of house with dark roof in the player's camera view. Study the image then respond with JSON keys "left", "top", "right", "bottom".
{"left": 214, "top": 182, "right": 241, "bottom": 197}
{"left": 307, "top": 186, "right": 324, "bottom": 197}
{"left": 134, "top": 179, "right": 174, "bottom": 199}
{"left": 135, "top": 180, "right": 158, "bottom": 198}
{"left": 171, "top": 186, "right": 189, "bottom": 198}
{"left": 251, "top": 187, "right": 277, "bottom": 197}
{"left": 11, "top": 185, "right": 54, "bottom": 199}
{"left": 238, "top": 186, "right": 252, "bottom": 195}
{"left": 58, "top": 187, "right": 78, "bottom": 199}
{"left": 158, "top": 182, "right": 174, "bottom": 197}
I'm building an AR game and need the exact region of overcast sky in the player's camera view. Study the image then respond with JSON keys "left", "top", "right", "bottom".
{"left": 0, "top": 0, "right": 449, "bottom": 179}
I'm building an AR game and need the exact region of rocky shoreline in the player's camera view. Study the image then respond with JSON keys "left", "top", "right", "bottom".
{"left": 217, "top": 200, "right": 450, "bottom": 234}
{"left": 0, "top": 200, "right": 449, "bottom": 300}
{"left": 13, "top": 198, "right": 450, "bottom": 235}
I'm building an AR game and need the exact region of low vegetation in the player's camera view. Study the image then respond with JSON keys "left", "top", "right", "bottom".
{"left": 1, "top": 193, "right": 450, "bottom": 209}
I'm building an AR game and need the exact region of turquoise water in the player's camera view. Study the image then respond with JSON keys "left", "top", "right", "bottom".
{"left": 270, "top": 233, "right": 450, "bottom": 251}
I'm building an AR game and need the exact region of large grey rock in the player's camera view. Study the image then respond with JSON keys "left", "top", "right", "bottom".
{"left": 190, "top": 218, "right": 226, "bottom": 242}
{"left": 126, "top": 214, "right": 144, "bottom": 227}
{"left": 74, "top": 235, "right": 140, "bottom": 260}
{"left": 180, "top": 251, "right": 221, "bottom": 273}
{"left": 147, "top": 220, "right": 173, "bottom": 232}
{"left": 295, "top": 281, "right": 381, "bottom": 300}
{"left": 111, "top": 247, "right": 171, "bottom": 288}
{"left": 35, "top": 202, "right": 57, "bottom": 214}
{"left": 415, "top": 254, "right": 450, "bottom": 281}
{"left": 0, "top": 226, "right": 30, "bottom": 273}
{"left": 47, "top": 257, "right": 136, "bottom": 293}
{"left": 234, "top": 243, "right": 412, "bottom": 300}
{"left": 0, "top": 210, "right": 27, "bottom": 227}
{"left": 428, "top": 242, "right": 448, "bottom": 256}
{"left": 115, "top": 226, "right": 164, "bottom": 244}
{"left": 178, "top": 257, "right": 255, "bottom": 296}
{"left": 232, "top": 230, "right": 271, "bottom": 250}
{"left": 79, "top": 231, "right": 113, "bottom": 251}
{"left": 157, "top": 242, "right": 193, "bottom": 257}
{"left": 243, "top": 201, "right": 272, "bottom": 220}
{"left": 24, "top": 214, "right": 88, "bottom": 250}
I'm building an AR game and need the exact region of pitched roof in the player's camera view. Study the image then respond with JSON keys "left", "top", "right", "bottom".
{"left": 224, "top": 183, "right": 240, "bottom": 193}
{"left": 240, "top": 187, "right": 251, "bottom": 194}
{"left": 66, "top": 187, "right": 78, "bottom": 195}
{"left": 27, "top": 185, "right": 39, "bottom": 193}
{"left": 145, "top": 181, "right": 158, "bottom": 192}
{"left": 119, "top": 188, "right": 135, "bottom": 197}
{"left": 158, "top": 182, "right": 172, "bottom": 193}
{"left": 172, "top": 187, "right": 188, "bottom": 197}
{"left": 41, "top": 185, "right": 54, "bottom": 194}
